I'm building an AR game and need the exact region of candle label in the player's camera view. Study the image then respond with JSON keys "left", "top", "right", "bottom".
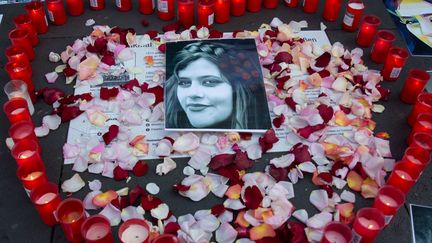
{"left": 158, "top": 0, "right": 168, "bottom": 13}
{"left": 343, "top": 12, "right": 354, "bottom": 26}
{"left": 208, "top": 13, "right": 214, "bottom": 25}
{"left": 352, "top": 230, "right": 362, "bottom": 243}
{"left": 90, "top": 0, "right": 99, "bottom": 7}
{"left": 116, "top": 0, "right": 122, "bottom": 7}
{"left": 390, "top": 67, "right": 402, "bottom": 79}
{"left": 47, "top": 10, "right": 54, "bottom": 22}
{"left": 384, "top": 215, "right": 393, "bottom": 225}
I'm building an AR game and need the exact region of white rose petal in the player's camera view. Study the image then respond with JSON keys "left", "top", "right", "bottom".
{"left": 146, "top": 182, "right": 160, "bottom": 195}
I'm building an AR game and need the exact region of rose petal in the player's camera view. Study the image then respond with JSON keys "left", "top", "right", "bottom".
{"left": 150, "top": 203, "right": 169, "bottom": 220}
{"left": 249, "top": 224, "right": 276, "bottom": 241}
{"left": 45, "top": 71, "right": 58, "bottom": 83}
{"left": 103, "top": 125, "right": 119, "bottom": 145}
{"left": 121, "top": 206, "right": 145, "bottom": 222}
{"left": 309, "top": 189, "right": 329, "bottom": 211}
{"left": 173, "top": 133, "right": 200, "bottom": 153}
{"left": 361, "top": 177, "right": 379, "bottom": 198}
{"left": 100, "top": 203, "right": 122, "bottom": 226}
{"left": 61, "top": 173, "right": 85, "bottom": 193}
{"left": 156, "top": 157, "right": 177, "bottom": 176}
{"left": 35, "top": 124, "right": 49, "bottom": 137}
{"left": 293, "top": 209, "right": 308, "bottom": 224}
{"left": 347, "top": 171, "right": 363, "bottom": 191}
{"left": 93, "top": 190, "right": 118, "bottom": 207}
{"left": 306, "top": 212, "right": 332, "bottom": 229}
{"left": 215, "top": 222, "right": 238, "bottom": 243}
{"left": 146, "top": 182, "right": 160, "bottom": 195}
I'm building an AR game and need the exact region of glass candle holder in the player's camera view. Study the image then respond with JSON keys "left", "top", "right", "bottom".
{"left": 4, "top": 80, "right": 34, "bottom": 114}
{"left": 66, "top": 0, "right": 84, "bottom": 16}
{"left": 46, "top": 0, "right": 67, "bottom": 25}
{"left": 352, "top": 208, "right": 385, "bottom": 243}
{"left": 118, "top": 219, "right": 150, "bottom": 243}
{"left": 178, "top": 0, "right": 194, "bottom": 28}
{"left": 25, "top": 1, "right": 48, "bottom": 34}
{"left": 401, "top": 146, "right": 430, "bottom": 174}
{"left": 231, "top": 0, "right": 246, "bottom": 16}
{"left": 370, "top": 30, "right": 395, "bottom": 63}
{"left": 116, "top": 0, "right": 132, "bottom": 11}
{"left": 17, "top": 160, "right": 47, "bottom": 194}
{"left": 57, "top": 198, "right": 87, "bottom": 243}
{"left": 386, "top": 161, "right": 421, "bottom": 194}
{"left": 13, "top": 14, "right": 39, "bottom": 46}
{"left": 3, "top": 98, "right": 32, "bottom": 124}
{"left": 5, "top": 46, "right": 30, "bottom": 66}
{"left": 247, "top": 0, "right": 262, "bottom": 12}
{"left": 372, "top": 185, "right": 405, "bottom": 225}
{"left": 8, "top": 28, "right": 35, "bottom": 61}
{"left": 400, "top": 68, "right": 431, "bottom": 104}
{"left": 139, "top": 0, "right": 155, "bottom": 14}
{"left": 320, "top": 222, "right": 352, "bottom": 243}
{"left": 356, "top": 15, "right": 381, "bottom": 47}
{"left": 11, "top": 139, "right": 43, "bottom": 166}
{"left": 30, "top": 182, "right": 61, "bottom": 226}
{"left": 215, "top": 0, "right": 230, "bottom": 23}
{"left": 410, "top": 132, "right": 432, "bottom": 152}
{"left": 5, "top": 61, "right": 34, "bottom": 95}
{"left": 323, "top": 0, "right": 342, "bottom": 22}
{"left": 9, "top": 120, "right": 38, "bottom": 143}
{"left": 408, "top": 112, "right": 432, "bottom": 143}
{"left": 381, "top": 47, "right": 409, "bottom": 81}
{"left": 263, "top": 0, "right": 277, "bottom": 9}
{"left": 408, "top": 93, "right": 432, "bottom": 126}
{"left": 152, "top": 234, "right": 181, "bottom": 243}
{"left": 81, "top": 215, "right": 114, "bottom": 243}
{"left": 342, "top": 0, "right": 364, "bottom": 32}
{"left": 89, "top": 0, "right": 105, "bottom": 10}
{"left": 157, "top": 0, "right": 175, "bottom": 20}
{"left": 302, "top": 0, "right": 318, "bottom": 13}
{"left": 284, "top": 0, "right": 298, "bottom": 7}
{"left": 198, "top": 0, "right": 215, "bottom": 28}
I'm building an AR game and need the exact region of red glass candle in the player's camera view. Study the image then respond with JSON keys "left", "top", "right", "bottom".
{"left": 178, "top": 0, "right": 194, "bottom": 28}
{"left": 320, "top": 222, "right": 352, "bottom": 243}
{"left": 13, "top": 14, "right": 39, "bottom": 46}
{"left": 381, "top": 47, "right": 409, "bottom": 81}
{"left": 5, "top": 61, "right": 35, "bottom": 95}
{"left": 118, "top": 219, "right": 150, "bottom": 243}
{"left": 57, "top": 198, "right": 87, "bottom": 242}
{"left": 3, "top": 98, "right": 32, "bottom": 124}
{"left": 323, "top": 0, "right": 342, "bottom": 21}
{"left": 231, "top": 0, "right": 246, "bottom": 16}
{"left": 401, "top": 146, "right": 430, "bottom": 173}
{"left": 9, "top": 120, "right": 37, "bottom": 142}
{"left": 352, "top": 208, "right": 385, "bottom": 243}
{"left": 8, "top": 28, "right": 35, "bottom": 61}
{"left": 410, "top": 132, "right": 432, "bottom": 152}
{"left": 30, "top": 182, "right": 61, "bottom": 226}
{"left": 247, "top": 0, "right": 262, "bottom": 12}
{"left": 302, "top": 0, "right": 318, "bottom": 13}
{"left": 408, "top": 93, "right": 432, "bottom": 126}
{"left": 139, "top": 0, "right": 155, "bottom": 14}
{"left": 215, "top": 0, "right": 229, "bottom": 23}
{"left": 152, "top": 234, "right": 181, "bottom": 243}
{"left": 386, "top": 161, "right": 420, "bottom": 194}
{"left": 11, "top": 139, "right": 43, "bottom": 167}
{"left": 400, "top": 69, "right": 431, "bottom": 104}
{"left": 263, "top": 0, "right": 277, "bottom": 9}
{"left": 89, "top": 0, "right": 105, "bottom": 10}
{"left": 46, "top": 0, "right": 67, "bottom": 25}
{"left": 66, "top": 0, "right": 84, "bottom": 16}
{"left": 284, "top": 0, "right": 298, "bottom": 7}
{"left": 81, "top": 215, "right": 114, "bottom": 243}
{"left": 370, "top": 30, "right": 395, "bottom": 63}
{"left": 5, "top": 46, "right": 30, "bottom": 66}
{"left": 25, "top": 1, "right": 48, "bottom": 34}
{"left": 116, "top": 0, "right": 132, "bottom": 11}
{"left": 17, "top": 161, "right": 47, "bottom": 194}
{"left": 408, "top": 113, "right": 432, "bottom": 143}
{"left": 157, "top": 0, "right": 175, "bottom": 20}
{"left": 342, "top": 0, "right": 364, "bottom": 32}
{"left": 356, "top": 15, "right": 381, "bottom": 47}
{"left": 372, "top": 185, "right": 405, "bottom": 225}
{"left": 198, "top": 0, "right": 215, "bottom": 28}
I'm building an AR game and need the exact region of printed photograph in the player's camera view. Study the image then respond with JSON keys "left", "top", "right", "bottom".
{"left": 410, "top": 204, "right": 432, "bottom": 243}
{"left": 164, "top": 39, "right": 272, "bottom": 132}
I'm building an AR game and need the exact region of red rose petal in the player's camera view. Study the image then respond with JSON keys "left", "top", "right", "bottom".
{"left": 39, "top": 87, "right": 66, "bottom": 105}
{"left": 234, "top": 151, "right": 253, "bottom": 170}
{"left": 318, "top": 69, "right": 330, "bottom": 78}
{"left": 268, "top": 165, "right": 289, "bottom": 182}
{"left": 292, "top": 144, "right": 311, "bottom": 164}
{"left": 141, "top": 84, "right": 164, "bottom": 104}
{"left": 236, "top": 226, "right": 249, "bottom": 238}
{"left": 209, "top": 153, "right": 236, "bottom": 170}
{"left": 211, "top": 204, "right": 226, "bottom": 216}
{"left": 284, "top": 97, "right": 297, "bottom": 111}
{"left": 140, "top": 194, "right": 162, "bottom": 210}
{"left": 132, "top": 160, "right": 149, "bottom": 177}
{"left": 111, "top": 195, "right": 130, "bottom": 210}
{"left": 63, "top": 67, "right": 77, "bottom": 77}
{"left": 274, "top": 52, "right": 293, "bottom": 64}
{"left": 145, "top": 30, "right": 158, "bottom": 40}
{"left": 164, "top": 222, "right": 180, "bottom": 234}
{"left": 240, "top": 132, "right": 252, "bottom": 140}
{"left": 102, "top": 125, "right": 119, "bottom": 145}
{"left": 209, "top": 30, "right": 223, "bottom": 38}
{"left": 297, "top": 124, "right": 325, "bottom": 139}
{"left": 320, "top": 185, "right": 333, "bottom": 198}
{"left": 94, "top": 37, "right": 108, "bottom": 53}
{"left": 243, "top": 185, "right": 262, "bottom": 209}
{"left": 259, "top": 129, "right": 279, "bottom": 153}
{"left": 218, "top": 165, "right": 241, "bottom": 184}
{"left": 376, "top": 85, "right": 391, "bottom": 101}
{"left": 158, "top": 44, "right": 166, "bottom": 53}
{"left": 141, "top": 19, "right": 150, "bottom": 27}
{"left": 283, "top": 222, "right": 307, "bottom": 243}
{"left": 101, "top": 54, "right": 116, "bottom": 66}
{"left": 190, "top": 29, "right": 198, "bottom": 39}
{"left": 315, "top": 52, "right": 331, "bottom": 68}
{"left": 120, "top": 78, "right": 140, "bottom": 91}
{"left": 129, "top": 185, "right": 145, "bottom": 205}
{"left": 275, "top": 75, "right": 290, "bottom": 90}
{"left": 317, "top": 172, "right": 333, "bottom": 184}
{"left": 339, "top": 105, "right": 351, "bottom": 114}
{"left": 172, "top": 183, "right": 191, "bottom": 192}
{"left": 317, "top": 104, "right": 333, "bottom": 124}
{"left": 162, "top": 22, "right": 180, "bottom": 32}
{"left": 113, "top": 165, "right": 129, "bottom": 181}
{"left": 273, "top": 114, "right": 285, "bottom": 128}
{"left": 59, "top": 105, "right": 83, "bottom": 123}
{"left": 264, "top": 29, "right": 277, "bottom": 38}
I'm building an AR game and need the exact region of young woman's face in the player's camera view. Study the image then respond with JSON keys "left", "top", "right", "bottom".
{"left": 177, "top": 58, "right": 233, "bottom": 128}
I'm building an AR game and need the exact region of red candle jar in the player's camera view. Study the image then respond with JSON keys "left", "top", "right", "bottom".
{"left": 320, "top": 222, "right": 352, "bottom": 243}
{"left": 386, "top": 161, "right": 421, "bottom": 194}
{"left": 410, "top": 132, "right": 432, "bottom": 152}
{"left": 3, "top": 98, "right": 32, "bottom": 124}
{"left": 323, "top": 0, "right": 342, "bottom": 21}
{"left": 89, "top": 0, "right": 105, "bottom": 10}
{"left": 356, "top": 15, "right": 381, "bottom": 47}
{"left": 284, "top": 0, "right": 298, "bottom": 7}
{"left": 231, "top": 0, "right": 246, "bottom": 16}
{"left": 352, "top": 208, "right": 385, "bottom": 243}
{"left": 5, "top": 46, "right": 30, "bottom": 66}
{"left": 263, "top": 0, "right": 277, "bottom": 9}
{"left": 408, "top": 113, "right": 432, "bottom": 143}
{"left": 13, "top": 14, "right": 39, "bottom": 46}
{"left": 66, "top": 0, "right": 84, "bottom": 16}
{"left": 116, "top": 0, "right": 132, "bottom": 11}
{"left": 157, "top": 0, "right": 175, "bottom": 20}
{"left": 153, "top": 234, "right": 181, "bottom": 243}
{"left": 215, "top": 0, "right": 230, "bottom": 23}
{"left": 408, "top": 93, "right": 432, "bottom": 126}
{"left": 8, "top": 28, "right": 35, "bottom": 61}
{"left": 198, "top": 0, "right": 215, "bottom": 28}
{"left": 370, "top": 30, "right": 395, "bottom": 63}
{"left": 302, "top": 0, "right": 318, "bottom": 13}
{"left": 118, "top": 219, "right": 150, "bottom": 243}
{"left": 81, "top": 215, "right": 114, "bottom": 243}
{"left": 11, "top": 139, "right": 43, "bottom": 167}
{"left": 17, "top": 161, "right": 47, "bottom": 194}
{"left": 25, "top": 1, "right": 48, "bottom": 34}
{"left": 46, "top": 0, "right": 67, "bottom": 25}
{"left": 30, "top": 182, "right": 61, "bottom": 226}
{"left": 57, "top": 198, "right": 87, "bottom": 242}
{"left": 5, "top": 61, "right": 35, "bottom": 95}
{"left": 247, "top": 0, "right": 262, "bottom": 12}
{"left": 372, "top": 185, "right": 405, "bottom": 225}
{"left": 381, "top": 47, "right": 409, "bottom": 81}
{"left": 400, "top": 69, "right": 431, "bottom": 104}
{"left": 401, "top": 146, "right": 430, "bottom": 173}
{"left": 178, "top": 0, "right": 194, "bottom": 28}
{"left": 9, "top": 120, "right": 37, "bottom": 143}
{"left": 139, "top": 0, "right": 155, "bottom": 14}
{"left": 342, "top": 0, "right": 364, "bottom": 32}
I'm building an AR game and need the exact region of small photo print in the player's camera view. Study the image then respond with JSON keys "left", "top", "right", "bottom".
{"left": 164, "top": 39, "right": 272, "bottom": 133}
{"left": 410, "top": 204, "right": 432, "bottom": 243}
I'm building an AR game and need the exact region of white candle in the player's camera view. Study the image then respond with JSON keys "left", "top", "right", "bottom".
{"left": 11, "top": 107, "right": 26, "bottom": 115}
{"left": 22, "top": 171, "right": 43, "bottom": 181}
{"left": 378, "top": 194, "right": 398, "bottom": 207}
{"left": 324, "top": 231, "right": 347, "bottom": 243}
{"left": 358, "top": 217, "right": 379, "bottom": 230}
{"left": 419, "top": 120, "right": 432, "bottom": 129}
{"left": 407, "top": 155, "right": 423, "bottom": 165}
{"left": 35, "top": 192, "right": 57, "bottom": 205}
{"left": 395, "top": 170, "right": 413, "bottom": 181}
{"left": 121, "top": 224, "right": 149, "bottom": 243}
{"left": 86, "top": 223, "right": 110, "bottom": 240}
{"left": 19, "top": 150, "right": 36, "bottom": 159}
{"left": 348, "top": 2, "right": 364, "bottom": 9}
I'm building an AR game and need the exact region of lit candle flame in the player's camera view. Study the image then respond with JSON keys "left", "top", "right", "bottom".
{"left": 368, "top": 224, "right": 374, "bottom": 229}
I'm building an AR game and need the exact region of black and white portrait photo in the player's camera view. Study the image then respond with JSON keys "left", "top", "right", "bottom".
{"left": 410, "top": 204, "right": 432, "bottom": 243}
{"left": 164, "top": 39, "right": 272, "bottom": 132}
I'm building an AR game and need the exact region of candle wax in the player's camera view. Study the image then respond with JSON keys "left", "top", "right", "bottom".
{"left": 121, "top": 224, "right": 149, "bottom": 243}
{"left": 378, "top": 194, "right": 398, "bottom": 207}
{"left": 19, "top": 150, "right": 36, "bottom": 159}
{"left": 35, "top": 192, "right": 57, "bottom": 204}
{"left": 395, "top": 170, "right": 413, "bottom": 181}
{"left": 86, "top": 223, "right": 110, "bottom": 240}
{"left": 358, "top": 217, "right": 379, "bottom": 230}
{"left": 324, "top": 231, "right": 347, "bottom": 243}
{"left": 407, "top": 155, "right": 423, "bottom": 165}
{"left": 11, "top": 107, "right": 26, "bottom": 115}
{"left": 62, "top": 211, "right": 82, "bottom": 223}
{"left": 23, "top": 171, "right": 43, "bottom": 181}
